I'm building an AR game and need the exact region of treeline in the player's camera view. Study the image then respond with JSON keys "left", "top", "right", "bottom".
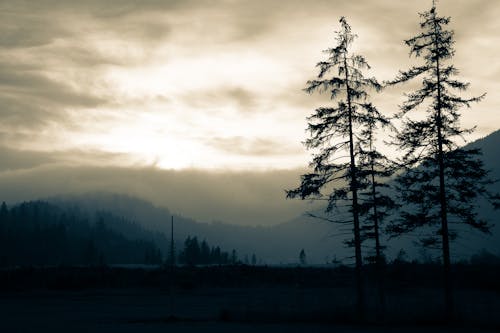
{"left": 0, "top": 201, "right": 164, "bottom": 266}
{"left": 178, "top": 236, "right": 258, "bottom": 266}
{"left": 0, "top": 201, "right": 247, "bottom": 268}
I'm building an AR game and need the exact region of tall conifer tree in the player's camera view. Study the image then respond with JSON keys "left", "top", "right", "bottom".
{"left": 287, "top": 17, "right": 382, "bottom": 319}
{"left": 387, "top": 2, "right": 498, "bottom": 319}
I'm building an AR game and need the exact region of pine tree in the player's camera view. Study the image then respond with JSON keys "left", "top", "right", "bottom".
{"left": 386, "top": 2, "right": 499, "bottom": 319}
{"left": 230, "top": 249, "right": 238, "bottom": 264}
{"left": 299, "top": 249, "right": 307, "bottom": 266}
{"left": 287, "top": 17, "right": 382, "bottom": 319}
{"left": 180, "top": 236, "right": 201, "bottom": 265}
{"left": 200, "top": 240, "right": 210, "bottom": 265}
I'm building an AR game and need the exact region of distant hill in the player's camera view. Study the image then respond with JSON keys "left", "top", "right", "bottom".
{"left": 455, "top": 129, "right": 500, "bottom": 256}
{"left": 376, "top": 129, "right": 500, "bottom": 261}
{"left": 45, "top": 191, "right": 336, "bottom": 264}
{"left": 467, "top": 129, "right": 500, "bottom": 176}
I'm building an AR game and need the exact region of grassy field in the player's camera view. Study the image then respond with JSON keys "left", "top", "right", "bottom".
{"left": 0, "top": 265, "right": 499, "bottom": 332}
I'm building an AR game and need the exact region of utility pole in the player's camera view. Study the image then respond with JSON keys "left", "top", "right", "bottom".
{"left": 168, "top": 215, "right": 175, "bottom": 318}
{"left": 170, "top": 215, "right": 175, "bottom": 268}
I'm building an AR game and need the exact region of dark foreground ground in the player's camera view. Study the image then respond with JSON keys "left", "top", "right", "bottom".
{"left": 0, "top": 264, "right": 499, "bottom": 332}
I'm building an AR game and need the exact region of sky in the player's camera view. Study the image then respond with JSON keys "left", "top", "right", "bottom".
{"left": 0, "top": 0, "right": 499, "bottom": 225}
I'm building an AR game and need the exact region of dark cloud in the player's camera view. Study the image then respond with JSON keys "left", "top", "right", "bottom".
{"left": 0, "top": 0, "right": 495, "bottom": 50}
{"left": 0, "top": 66, "right": 104, "bottom": 107}
{"left": 0, "top": 62, "right": 107, "bottom": 129}
{"left": 0, "top": 1, "right": 177, "bottom": 139}
{"left": 0, "top": 146, "right": 55, "bottom": 171}
{"left": 0, "top": 16, "right": 66, "bottom": 48}
{"left": 0, "top": 0, "right": 302, "bottom": 53}
{"left": 0, "top": 1, "right": 174, "bottom": 59}
{"left": 208, "top": 136, "right": 301, "bottom": 156}
{"left": 0, "top": 146, "right": 132, "bottom": 171}
{"left": 0, "top": 0, "right": 184, "bottom": 18}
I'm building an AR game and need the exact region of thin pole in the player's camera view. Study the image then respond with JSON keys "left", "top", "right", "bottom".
{"left": 169, "top": 215, "right": 175, "bottom": 317}
{"left": 170, "top": 215, "right": 175, "bottom": 269}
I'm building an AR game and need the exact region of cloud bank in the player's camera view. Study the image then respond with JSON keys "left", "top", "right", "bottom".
{"left": 0, "top": 0, "right": 498, "bottom": 169}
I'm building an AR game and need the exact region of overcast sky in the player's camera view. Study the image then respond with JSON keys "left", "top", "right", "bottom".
{"left": 0, "top": 0, "right": 499, "bottom": 224}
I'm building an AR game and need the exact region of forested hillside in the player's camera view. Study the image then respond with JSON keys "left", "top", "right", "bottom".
{"left": 0, "top": 201, "right": 163, "bottom": 266}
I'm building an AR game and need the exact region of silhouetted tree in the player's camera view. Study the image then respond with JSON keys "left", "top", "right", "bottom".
{"left": 386, "top": 2, "right": 499, "bottom": 319}
{"left": 0, "top": 202, "right": 8, "bottom": 266}
{"left": 0, "top": 202, "right": 7, "bottom": 236}
{"left": 286, "top": 17, "right": 381, "bottom": 319}
{"left": 200, "top": 240, "right": 210, "bottom": 265}
{"left": 231, "top": 249, "right": 238, "bottom": 264}
{"left": 178, "top": 236, "right": 233, "bottom": 265}
{"left": 251, "top": 253, "right": 257, "bottom": 266}
{"left": 210, "top": 246, "right": 221, "bottom": 264}
{"left": 220, "top": 251, "right": 229, "bottom": 265}
{"left": 299, "top": 249, "right": 307, "bottom": 266}
{"left": 179, "top": 236, "right": 200, "bottom": 265}
{"left": 0, "top": 201, "right": 7, "bottom": 218}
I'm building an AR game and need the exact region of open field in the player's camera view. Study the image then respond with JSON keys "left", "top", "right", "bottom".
{"left": 0, "top": 265, "right": 499, "bottom": 332}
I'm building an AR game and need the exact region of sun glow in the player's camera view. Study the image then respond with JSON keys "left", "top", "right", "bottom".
{"left": 53, "top": 48, "right": 311, "bottom": 170}
{"left": 65, "top": 97, "right": 308, "bottom": 170}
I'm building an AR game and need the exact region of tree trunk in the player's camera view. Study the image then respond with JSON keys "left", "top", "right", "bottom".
{"left": 370, "top": 144, "right": 385, "bottom": 321}
{"left": 344, "top": 53, "right": 364, "bottom": 320}
{"left": 433, "top": 14, "right": 453, "bottom": 321}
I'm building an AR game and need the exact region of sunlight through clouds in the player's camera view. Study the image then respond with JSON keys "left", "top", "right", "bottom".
{"left": 0, "top": 0, "right": 498, "bottom": 170}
